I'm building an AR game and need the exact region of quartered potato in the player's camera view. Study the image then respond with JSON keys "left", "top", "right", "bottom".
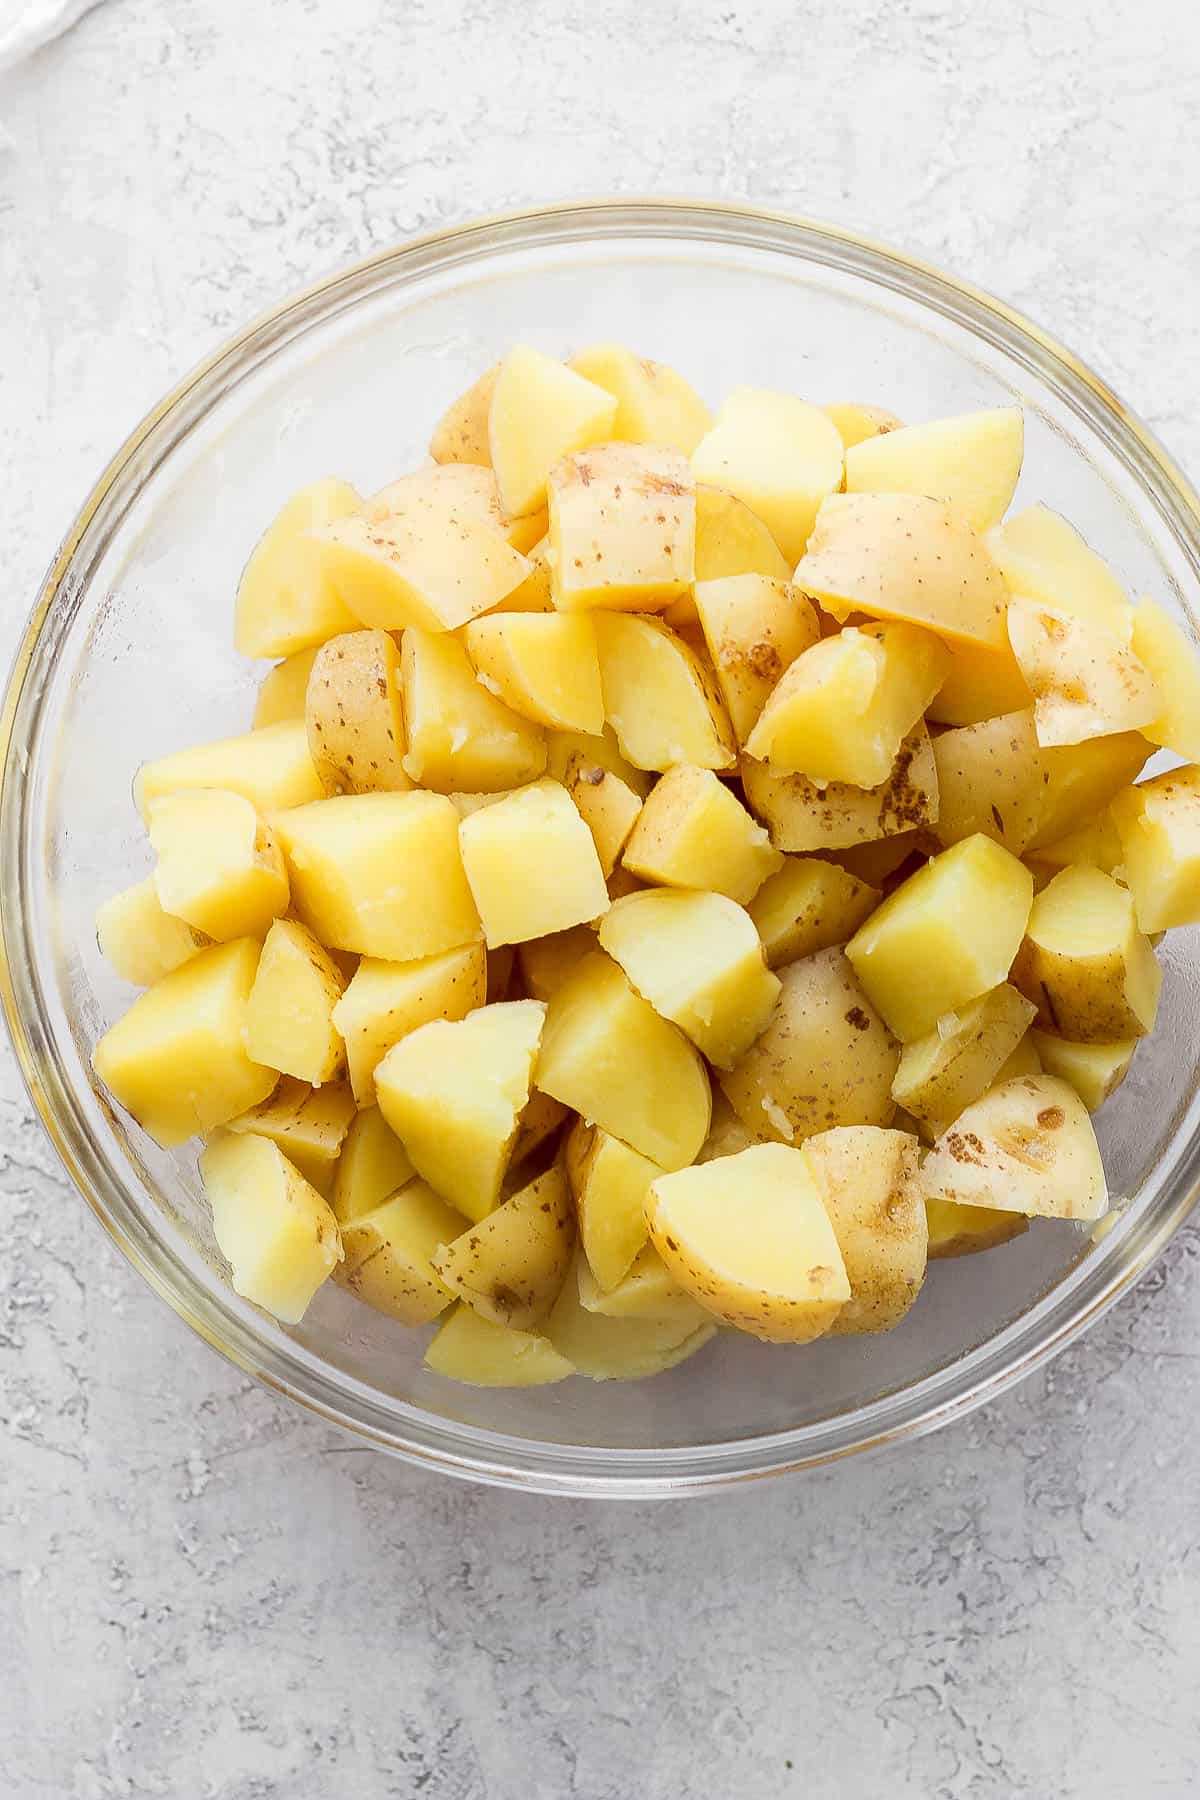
{"left": 305, "top": 629, "right": 410, "bottom": 794}
{"left": 692, "top": 386, "right": 845, "bottom": 563}
{"left": 547, "top": 442, "right": 695, "bottom": 612}
{"left": 923, "top": 1074, "right": 1107, "bottom": 1221}
{"left": 802, "top": 1126, "right": 927, "bottom": 1334}
{"left": 843, "top": 406, "right": 1024, "bottom": 533}
{"left": 742, "top": 723, "right": 940, "bottom": 853}
{"left": 200, "top": 1132, "right": 343, "bottom": 1324}
{"left": 621, "top": 765, "right": 781, "bottom": 904}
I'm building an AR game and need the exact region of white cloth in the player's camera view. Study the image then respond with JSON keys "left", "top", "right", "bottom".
{"left": 0, "top": 0, "right": 106, "bottom": 71}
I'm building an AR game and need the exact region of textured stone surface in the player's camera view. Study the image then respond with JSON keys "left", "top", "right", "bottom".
{"left": 3, "top": 2, "right": 1200, "bottom": 1795}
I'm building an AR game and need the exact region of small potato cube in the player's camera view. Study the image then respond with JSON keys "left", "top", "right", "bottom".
{"left": 546, "top": 726, "right": 651, "bottom": 876}
{"left": 234, "top": 478, "right": 362, "bottom": 658}
{"left": 1007, "top": 598, "right": 1160, "bottom": 747}
{"left": 1031, "top": 1031, "right": 1136, "bottom": 1112}
{"left": 254, "top": 647, "right": 321, "bottom": 728}
{"left": 430, "top": 363, "right": 498, "bottom": 467}
{"left": 621, "top": 765, "right": 782, "bottom": 905}
{"left": 986, "top": 504, "right": 1132, "bottom": 639}
{"left": 305, "top": 629, "right": 410, "bottom": 794}
{"left": 375, "top": 1000, "right": 545, "bottom": 1221}
{"left": 424, "top": 1305, "right": 574, "bottom": 1387}
{"left": 748, "top": 857, "right": 879, "bottom": 968}
{"left": 692, "top": 485, "right": 791, "bottom": 583}
{"left": 366, "top": 464, "right": 546, "bottom": 553}
{"left": 548, "top": 442, "right": 695, "bottom": 612}
{"left": 594, "top": 613, "right": 735, "bottom": 772}
{"left": 1111, "top": 765, "right": 1200, "bottom": 932}
{"left": 926, "top": 1199, "right": 1029, "bottom": 1259}
{"left": 821, "top": 402, "right": 904, "bottom": 450}
{"left": 802, "top": 1126, "right": 927, "bottom": 1333}
{"left": 691, "top": 387, "right": 845, "bottom": 563}
{"left": 337, "top": 1180, "right": 465, "bottom": 1325}
{"left": 399, "top": 627, "right": 547, "bottom": 792}
{"left": 536, "top": 951, "right": 711, "bottom": 1171}
{"left": 313, "top": 510, "right": 531, "bottom": 633}
{"left": 926, "top": 636, "right": 1032, "bottom": 727}
{"left": 464, "top": 613, "right": 604, "bottom": 733}
{"left": 1011, "top": 864, "right": 1161, "bottom": 1040}
{"left": 847, "top": 835, "right": 1034, "bottom": 1041}
{"left": 565, "top": 1119, "right": 665, "bottom": 1293}
{"left": 459, "top": 780, "right": 609, "bottom": 946}
{"left": 272, "top": 790, "right": 481, "bottom": 961}
{"left": 844, "top": 406, "right": 1024, "bottom": 533}
{"left": 931, "top": 707, "right": 1043, "bottom": 854}
{"left": 200, "top": 1132, "right": 342, "bottom": 1323}
{"left": 148, "top": 789, "right": 289, "bottom": 942}
{"left": 890, "top": 983, "right": 1038, "bottom": 1132}
{"left": 226, "top": 1077, "right": 356, "bottom": 1195}
{"left": 488, "top": 345, "right": 617, "bottom": 517}
{"left": 598, "top": 889, "right": 780, "bottom": 1069}
{"left": 1130, "top": 597, "right": 1200, "bottom": 761}
{"left": 432, "top": 1164, "right": 575, "bottom": 1329}
{"left": 576, "top": 1244, "right": 709, "bottom": 1326}
{"left": 331, "top": 943, "right": 487, "bottom": 1104}
{"left": 693, "top": 574, "right": 820, "bottom": 745}
{"left": 544, "top": 1250, "right": 716, "bottom": 1378}
{"left": 1027, "top": 732, "right": 1152, "bottom": 851}
{"left": 332, "top": 1105, "right": 415, "bottom": 1225}
{"left": 134, "top": 720, "right": 324, "bottom": 819}
{"left": 567, "top": 343, "right": 712, "bottom": 453}
{"left": 96, "top": 877, "right": 208, "bottom": 987}
{"left": 516, "top": 926, "right": 595, "bottom": 1002}
{"left": 244, "top": 917, "right": 347, "bottom": 1084}
{"left": 742, "top": 723, "right": 939, "bottom": 853}
{"left": 92, "top": 939, "right": 276, "bottom": 1147}
{"left": 923, "top": 1074, "right": 1107, "bottom": 1220}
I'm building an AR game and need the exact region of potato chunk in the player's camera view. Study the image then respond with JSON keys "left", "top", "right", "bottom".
{"left": 926, "top": 636, "right": 1032, "bottom": 727}
{"left": 1111, "top": 765, "right": 1200, "bottom": 931}
{"left": 693, "top": 575, "right": 820, "bottom": 746}
{"left": 244, "top": 917, "right": 347, "bottom": 1085}
{"left": 313, "top": 510, "right": 531, "bottom": 634}
{"left": 598, "top": 889, "right": 780, "bottom": 1069}
{"left": 1026, "top": 731, "right": 1152, "bottom": 851}
{"left": 366, "top": 463, "right": 546, "bottom": 554}
{"left": 923, "top": 1074, "right": 1107, "bottom": 1220}
{"left": 544, "top": 1250, "right": 716, "bottom": 1378}
{"left": 567, "top": 343, "right": 712, "bottom": 453}
{"left": 890, "top": 983, "right": 1038, "bottom": 1134}
{"left": 802, "top": 1126, "right": 926, "bottom": 1333}
{"left": 564, "top": 1119, "right": 663, "bottom": 1293}
{"left": 375, "top": 1000, "right": 545, "bottom": 1221}
{"left": 464, "top": 613, "right": 604, "bottom": 733}
{"left": 96, "top": 877, "right": 208, "bottom": 987}
{"left": 134, "top": 720, "right": 324, "bottom": 819}
{"left": 430, "top": 363, "right": 498, "bottom": 467}
{"left": 1007, "top": 599, "right": 1160, "bottom": 748}
{"left": 743, "top": 722, "right": 939, "bottom": 852}
{"left": 748, "top": 857, "right": 879, "bottom": 968}
{"left": 200, "top": 1132, "right": 342, "bottom": 1323}
{"left": 594, "top": 614, "right": 735, "bottom": 772}
{"left": 1130, "top": 597, "right": 1200, "bottom": 761}
{"left": 305, "top": 629, "right": 410, "bottom": 794}
{"left": 399, "top": 627, "right": 547, "bottom": 792}
{"left": 691, "top": 387, "right": 845, "bottom": 563}
{"left": 1011, "top": 864, "right": 1161, "bottom": 1041}
{"left": 621, "top": 765, "right": 781, "bottom": 904}
{"left": 234, "top": 478, "right": 362, "bottom": 658}
{"left": 1030, "top": 1031, "right": 1136, "bottom": 1112}
{"left": 847, "top": 835, "right": 1034, "bottom": 1041}
{"left": 254, "top": 647, "right": 321, "bottom": 728}
{"left": 489, "top": 345, "right": 617, "bottom": 517}
{"left": 821, "top": 402, "right": 904, "bottom": 449}
{"left": 331, "top": 943, "right": 487, "bottom": 1104}
{"left": 92, "top": 939, "right": 276, "bottom": 1147}
{"left": 576, "top": 1244, "right": 709, "bottom": 1325}
{"left": 432, "top": 1164, "right": 574, "bottom": 1329}
{"left": 536, "top": 951, "right": 711, "bottom": 1171}
{"left": 459, "top": 780, "right": 609, "bottom": 946}
{"left": 692, "top": 484, "right": 792, "bottom": 585}
{"left": 332, "top": 1105, "right": 415, "bottom": 1225}
{"left": 272, "top": 790, "right": 481, "bottom": 961}
{"left": 986, "top": 504, "right": 1131, "bottom": 639}
{"left": 926, "top": 1199, "right": 1028, "bottom": 1259}
{"left": 844, "top": 406, "right": 1023, "bottom": 532}
{"left": 147, "top": 789, "right": 288, "bottom": 943}
{"left": 545, "top": 726, "right": 650, "bottom": 877}
{"left": 931, "top": 708, "right": 1043, "bottom": 854}
{"left": 424, "top": 1305, "right": 574, "bottom": 1386}
{"left": 226, "top": 1078, "right": 355, "bottom": 1195}
{"left": 547, "top": 443, "right": 696, "bottom": 612}
{"left": 336, "top": 1180, "right": 465, "bottom": 1324}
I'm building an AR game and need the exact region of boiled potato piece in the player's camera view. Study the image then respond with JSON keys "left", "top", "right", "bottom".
{"left": 1111, "top": 765, "right": 1200, "bottom": 931}
{"left": 244, "top": 917, "right": 346, "bottom": 1085}
{"left": 226, "top": 1077, "right": 355, "bottom": 1195}
{"left": 923, "top": 1074, "right": 1107, "bottom": 1220}
{"left": 399, "top": 627, "right": 547, "bottom": 792}
{"left": 718, "top": 946, "right": 898, "bottom": 1144}
{"left": 508, "top": 1089, "right": 570, "bottom": 1172}
{"left": 200, "top": 1132, "right": 342, "bottom": 1323}
{"left": 305, "top": 629, "right": 410, "bottom": 794}
{"left": 459, "top": 780, "right": 609, "bottom": 945}
{"left": 742, "top": 722, "right": 939, "bottom": 853}
{"left": 1031, "top": 1031, "right": 1136, "bottom": 1112}
{"left": 847, "top": 834, "right": 1034, "bottom": 1041}
{"left": 821, "top": 402, "right": 904, "bottom": 449}
{"left": 424, "top": 1304, "right": 574, "bottom": 1386}
{"left": 621, "top": 765, "right": 781, "bottom": 904}
{"left": 567, "top": 343, "right": 712, "bottom": 452}
{"left": 926, "top": 1199, "right": 1029, "bottom": 1259}
{"left": 598, "top": 889, "right": 780, "bottom": 1069}
{"left": 92, "top": 939, "right": 276, "bottom": 1147}
{"left": 337, "top": 1180, "right": 464, "bottom": 1324}
{"left": 986, "top": 504, "right": 1132, "bottom": 639}
{"left": 646, "top": 1144, "right": 850, "bottom": 1343}
{"left": 927, "top": 636, "right": 1032, "bottom": 727}
{"left": 234, "top": 478, "right": 362, "bottom": 658}
{"left": 693, "top": 484, "right": 791, "bottom": 582}
{"left": 1011, "top": 864, "right": 1161, "bottom": 1040}
{"left": 148, "top": 790, "right": 289, "bottom": 943}
{"left": 577, "top": 1244, "right": 709, "bottom": 1326}
{"left": 693, "top": 574, "right": 820, "bottom": 746}
{"left": 1007, "top": 599, "right": 1160, "bottom": 748}
{"left": 546, "top": 726, "right": 650, "bottom": 876}
{"left": 536, "top": 950, "right": 711, "bottom": 1171}
{"left": 1130, "top": 597, "right": 1200, "bottom": 761}
{"left": 464, "top": 613, "right": 604, "bottom": 733}
{"left": 802, "top": 1126, "right": 926, "bottom": 1334}
{"left": 747, "top": 857, "right": 879, "bottom": 968}
{"left": 795, "top": 493, "right": 1008, "bottom": 651}
{"left": 516, "top": 925, "right": 594, "bottom": 1002}
{"left": 548, "top": 443, "right": 695, "bottom": 612}
{"left": 564, "top": 1119, "right": 663, "bottom": 1292}
{"left": 594, "top": 614, "right": 735, "bottom": 772}
{"left": 1027, "top": 731, "right": 1152, "bottom": 851}
{"left": 313, "top": 510, "right": 531, "bottom": 633}
{"left": 691, "top": 387, "right": 845, "bottom": 563}
{"left": 366, "top": 463, "right": 546, "bottom": 554}
{"left": 330, "top": 943, "right": 487, "bottom": 1104}
{"left": 272, "top": 790, "right": 481, "bottom": 961}
{"left": 96, "top": 877, "right": 208, "bottom": 987}
{"left": 931, "top": 707, "right": 1043, "bottom": 854}
{"left": 844, "top": 406, "right": 1023, "bottom": 533}
{"left": 745, "top": 622, "right": 947, "bottom": 785}
{"left": 890, "top": 983, "right": 1038, "bottom": 1133}
{"left": 375, "top": 1000, "right": 545, "bottom": 1221}
{"left": 432, "top": 1164, "right": 574, "bottom": 1329}
{"left": 254, "top": 647, "right": 321, "bottom": 728}
{"left": 134, "top": 720, "right": 324, "bottom": 819}
{"left": 1033, "top": 809, "right": 1123, "bottom": 875}
{"left": 430, "top": 363, "right": 497, "bottom": 467}
{"left": 544, "top": 1250, "right": 716, "bottom": 1378}
{"left": 488, "top": 346, "right": 617, "bottom": 517}
{"left": 332, "top": 1105, "right": 415, "bottom": 1225}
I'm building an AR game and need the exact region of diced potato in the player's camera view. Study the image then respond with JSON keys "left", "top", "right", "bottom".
{"left": 399, "top": 627, "right": 547, "bottom": 792}
{"left": 576, "top": 1244, "right": 710, "bottom": 1325}
{"left": 547, "top": 442, "right": 695, "bottom": 613}
{"left": 926, "top": 1199, "right": 1029, "bottom": 1259}
{"left": 375, "top": 1000, "right": 545, "bottom": 1221}
{"left": 336, "top": 1180, "right": 465, "bottom": 1324}
{"left": 226, "top": 1077, "right": 355, "bottom": 1195}
{"left": 890, "top": 983, "right": 1038, "bottom": 1132}
{"left": 536, "top": 950, "right": 711, "bottom": 1171}
{"left": 718, "top": 946, "right": 898, "bottom": 1143}
{"left": 923, "top": 1073, "right": 1107, "bottom": 1220}
{"left": 147, "top": 789, "right": 289, "bottom": 943}
{"left": 821, "top": 401, "right": 904, "bottom": 449}
{"left": 927, "top": 636, "right": 1032, "bottom": 727}
{"left": 693, "top": 575, "right": 821, "bottom": 745}
{"left": 567, "top": 343, "right": 712, "bottom": 452}
{"left": 844, "top": 406, "right": 1024, "bottom": 533}
{"left": 646, "top": 1144, "right": 850, "bottom": 1342}
{"left": 330, "top": 943, "right": 487, "bottom": 1105}
{"left": 543, "top": 1250, "right": 716, "bottom": 1378}
{"left": 598, "top": 889, "right": 780, "bottom": 1069}
{"left": 1007, "top": 598, "right": 1160, "bottom": 748}
{"left": 488, "top": 345, "right": 618, "bottom": 517}
{"left": 508, "top": 1089, "right": 570, "bottom": 1171}
{"left": 430, "top": 363, "right": 498, "bottom": 467}
{"left": 748, "top": 857, "right": 879, "bottom": 968}
{"left": 1111, "top": 765, "right": 1200, "bottom": 931}
{"left": 272, "top": 790, "right": 481, "bottom": 961}
{"left": 545, "top": 726, "right": 651, "bottom": 877}
{"left": 424, "top": 1304, "right": 574, "bottom": 1386}
{"left": 432, "top": 1164, "right": 574, "bottom": 1329}
{"left": 1026, "top": 732, "right": 1152, "bottom": 851}
{"left": 931, "top": 708, "right": 1043, "bottom": 854}
{"left": 986, "top": 504, "right": 1132, "bottom": 639}
{"left": 1011, "top": 864, "right": 1161, "bottom": 1040}
{"left": 564, "top": 1119, "right": 663, "bottom": 1292}
{"left": 92, "top": 939, "right": 276, "bottom": 1147}
{"left": 846, "top": 834, "right": 1034, "bottom": 1041}
{"left": 515, "top": 926, "right": 594, "bottom": 1002}
{"left": 96, "top": 877, "right": 208, "bottom": 987}
{"left": 199, "top": 1132, "right": 342, "bottom": 1323}
{"left": 305, "top": 629, "right": 410, "bottom": 794}
{"left": 332, "top": 1105, "right": 415, "bottom": 1226}
{"left": 244, "top": 917, "right": 346, "bottom": 1084}
{"left": 692, "top": 484, "right": 792, "bottom": 584}
{"left": 622, "top": 765, "right": 781, "bottom": 904}
{"left": 1032, "top": 809, "right": 1123, "bottom": 875}
{"left": 314, "top": 511, "right": 531, "bottom": 634}
{"left": 691, "top": 387, "right": 845, "bottom": 563}
{"left": 134, "top": 720, "right": 324, "bottom": 819}
{"left": 459, "top": 779, "right": 609, "bottom": 946}
{"left": 794, "top": 493, "right": 1008, "bottom": 650}
{"left": 1130, "top": 597, "right": 1200, "bottom": 761}
{"left": 254, "top": 647, "right": 321, "bottom": 728}
{"left": 594, "top": 614, "right": 735, "bottom": 772}
{"left": 1031, "top": 1031, "right": 1136, "bottom": 1112}
{"left": 742, "top": 722, "right": 939, "bottom": 853}
{"left": 366, "top": 463, "right": 546, "bottom": 553}
{"left": 464, "top": 613, "right": 604, "bottom": 733}
{"left": 802, "top": 1126, "right": 926, "bottom": 1333}
{"left": 746, "top": 622, "right": 947, "bottom": 786}
{"left": 234, "top": 478, "right": 362, "bottom": 658}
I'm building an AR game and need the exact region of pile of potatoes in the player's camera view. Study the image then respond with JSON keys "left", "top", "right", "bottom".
{"left": 90, "top": 340, "right": 1200, "bottom": 1386}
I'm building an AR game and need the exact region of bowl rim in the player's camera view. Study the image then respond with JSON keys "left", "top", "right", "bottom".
{"left": 5, "top": 195, "right": 1200, "bottom": 1497}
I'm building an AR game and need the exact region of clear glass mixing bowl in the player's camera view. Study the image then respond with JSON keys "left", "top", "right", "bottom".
{"left": 4, "top": 200, "right": 1200, "bottom": 1496}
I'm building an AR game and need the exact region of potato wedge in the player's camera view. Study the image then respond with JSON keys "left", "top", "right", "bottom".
{"left": 488, "top": 346, "right": 617, "bottom": 517}
{"left": 366, "top": 463, "right": 546, "bottom": 554}
{"left": 226, "top": 1077, "right": 355, "bottom": 1196}
{"left": 200, "top": 1132, "right": 342, "bottom": 1323}
{"left": 147, "top": 789, "right": 288, "bottom": 943}
{"left": 430, "top": 363, "right": 498, "bottom": 467}
{"left": 304, "top": 629, "right": 410, "bottom": 794}
{"left": 1111, "top": 765, "right": 1200, "bottom": 932}
{"left": 234, "top": 478, "right": 362, "bottom": 658}
{"left": 693, "top": 575, "right": 820, "bottom": 746}
{"left": 890, "top": 983, "right": 1038, "bottom": 1134}
{"left": 459, "top": 780, "right": 609, "bottom": 946}
{"left": 399, "top": 627, "right": 548, "bottom": 793}
{"left": 547, "top": 442, "right": 695, "bottom": 613}
{"left": 1030, "top": 1031, "right": 1136, "bottom": 1112}
{"left": 926, "top": 1199, "right": 1029, "bottom": 1259}
{"left": 565, "top": 1119, "right": 664, "bottom": 1292}
{"left": 544, "top": 1250, "right": 717, "bottom": 1378}
{"left": 747, "top": 856, "right": 879, "bottom": 968}
{"left": 692, "top": 484, "right": 792, "bottom": 583}
{"left": 432, "top": 1164, "right": 574, "bottom": 1329}
{"left": 593, "top": 613, "right": 735, "bottom": 773}
{"left": 821, "top": 402, "right": 904, "bottom": 450}
{"left": 1027, "top": 731, "right": 1153, "bottom": 851}
{"left": 923, "top": 1073, "right": 1107, "bottom": 1220}
{"left": 464, "top": 613, "right": 604, "bottom": 733}
{"left": 844, "top": 406, "right": 1023, "bottom": 533}
{"left": 691, "top": 387, "right": 845, "bottom": 563}
{"left": 244, "top": 917, "right": 347, "bottom": 1085}
{"left": 621, "top": 765, "right": 781, "bottom": 904}
{"left": 742, "top": 722, "right": 939, "bottom": 853}
{"left": 1010, "top": 864, "right": 1161, "bottom": 1040}
{"left": 802, "top": 1126, "right": 926, "bottom": 1333}
{"left": 567, "top": 343, "right": 712, "bottom": 452}
{"left": 336, "top": 1180, "right": 465, "bottom": 1325}
{"left": 96, "top": 877, "right": 209, "bottom": 988}
{"left": 1130, "top": 597, "right": 1200, "bottom": 761}
{"left": 331, "top": 943, "right": 487, "bottom": 1105}
{"left": 314, "top": 510, "right": 531, "bottom": 633}
{"left": 254, "top": 647, "right": 321, "bottom": 728}
{"left": 424, "top": 1305, "right": 574, "bottom": 1386}
{"left": 986, "top": 504, "right": 1132, "bottom": 639}
{"left": 1007, "top": 598, "right": 1160, "bottom": 747}
{"left": 134, "top": 720, "right": 324, "bottom": 820}
{"left": 931, "top": 707, "right": 1043, "bottom": 855}
{"left": 332, "top": 1105, "right": 415, "bottom": 1226}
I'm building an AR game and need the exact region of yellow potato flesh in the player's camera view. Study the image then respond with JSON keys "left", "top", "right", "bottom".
{"left": 399, "top": 627, "right": 547, "bottom": 792}
{"left": 488, "top": 345, "right": 617, "bottom": 518}
{"left": 424, "top": 1304, "right": 574, "bottom": 1386}
{"left": 1030, "top": 1030, "right": 1136, "bottom": 1112}
{"left": 693, "top": 574, "right": 820, "bottom": 746}
{"left": 200, "top": 1132, "right": 342, "bottom": 1323}
{"left": 458, "top": 779, "right": 609, "bottom": 947}
{"left": 366, "top": 463, "right": 547, "bottom": 553}
{"left": 1033, "top": 809, "right": 1123, "bottom": 875}
{"left": 742, "top": 722, "right": 939, "bottom": 853}
{"left": 564, "top": 1119, "right": 663, "bottom": 1293}
{"left": 621, "top": 764, "right": 781, "bottom": 904}
{"left": 1130, "top": 597, "right": 1200, "bottom": 761}
{"left": 802, "top": 1126, "right": 926, "bottom": 1333}
{"left": 515, "top": 925, "right": 595, "bottom": 1002}
{"left": 1007, "top": 598, "right": 1160, "bottom": 748}
{"left": 432, "top": 1164, "right": 575, "bottom": 1330}
{"left": 314, "top": 510, "right": 531, "bottom": 633}
{"left": 546, "top": 726, "right": 650, "bottom": 876}
{"left": 923, "top": 1074, "right": 1107, "bottom": 1221}
{"left": 134, "top": 720, "right": 324, "bottom": 819}
{"left": 931, "top": 707, "right": 1043, "bottom": 854}
{"left": 336, "top": 1180, "right": 465, "bottom": 1325}
{"left": 747, "top": 857, "right": 879, "bottom": 968}
{"left": 305, "top": 629, "right": 410, "bottom": 794}
{"left": 96, "top": 877, "right": 208, "bottom": 987}
{"left": 543, "top": 1250, "right": 716, "bottom": 1378}
{"left": 464, "top": 613, "right": 604, "bottom": 733}
{"left": 594, "top": 613, "right": 735, "bottom": 772}
{"left": 332, "top": 1105, "right": 415, "bottom": 1226}
{"left": 926, "top": 1199, "right": 1029, "bottom": 1259}
{"left": 692, "top": 484, "right": 791, "bottom": 583}
{"left": 548, "top": 442, "right": 696, "bottom": 612}
{"left": 844, "top": 406, "right": 1024, "bottom": 533}
{"left": 1111, "top": 764, "right": 1200, "bottom": 932}
{"left": 691, "top": 386, "right": 845, "bottom": 563}
{"left": 820, "top": 401, "right": 904, "bottom": 450}
{"left": 927, "top": 635, "right": 1031, "bottom": 727}
{"left": 254, "top": 647, "right": 321, "bottom": 728}
{"left": 430, "top": 363, "right": 498, "bottom": 467}
{"left": 576, "top": 1244, "right": 709, "bottom": 1326}
{"left": 244, "top": 916, "right": 347, "bottom": 1085}
{"left": 986, "top": 504, "right": 1132, "bottom": 639}
{"left": 567, "top": 343, "right": 712, "bottom": 453}
{"left": 226, "top": 1077, "right": 355, "bottom": 1196}
{"left": 147, "top": 789, "right": 289, "bottom": 943}
{"left": 1026, "top": 732, "right": 1151, "bottom": 851}
{"left": 890, "top": 983, "right": 1038, "bottom": 1132}
{"left": 330, "top": 943, "right": 487, "bottom": 1105}
{"left": 1011, "top": 863, "right": 1161, "bottom": 1040}
{"left": 234, "top": 478, "right": 362, "bottom": 658}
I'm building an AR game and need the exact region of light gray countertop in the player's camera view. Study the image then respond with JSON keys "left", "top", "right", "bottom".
{"left": 3, "top": 3, "right": 1200, "bottom": 1794}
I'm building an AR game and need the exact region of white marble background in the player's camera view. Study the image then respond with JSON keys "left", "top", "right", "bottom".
{"left": 3, "top": 2, "right": 1200, "bottom": 1795}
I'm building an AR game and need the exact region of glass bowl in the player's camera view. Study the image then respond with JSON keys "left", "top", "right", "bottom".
{"left": 4, "top": 199, "right": 1200, "bottom": 1498}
